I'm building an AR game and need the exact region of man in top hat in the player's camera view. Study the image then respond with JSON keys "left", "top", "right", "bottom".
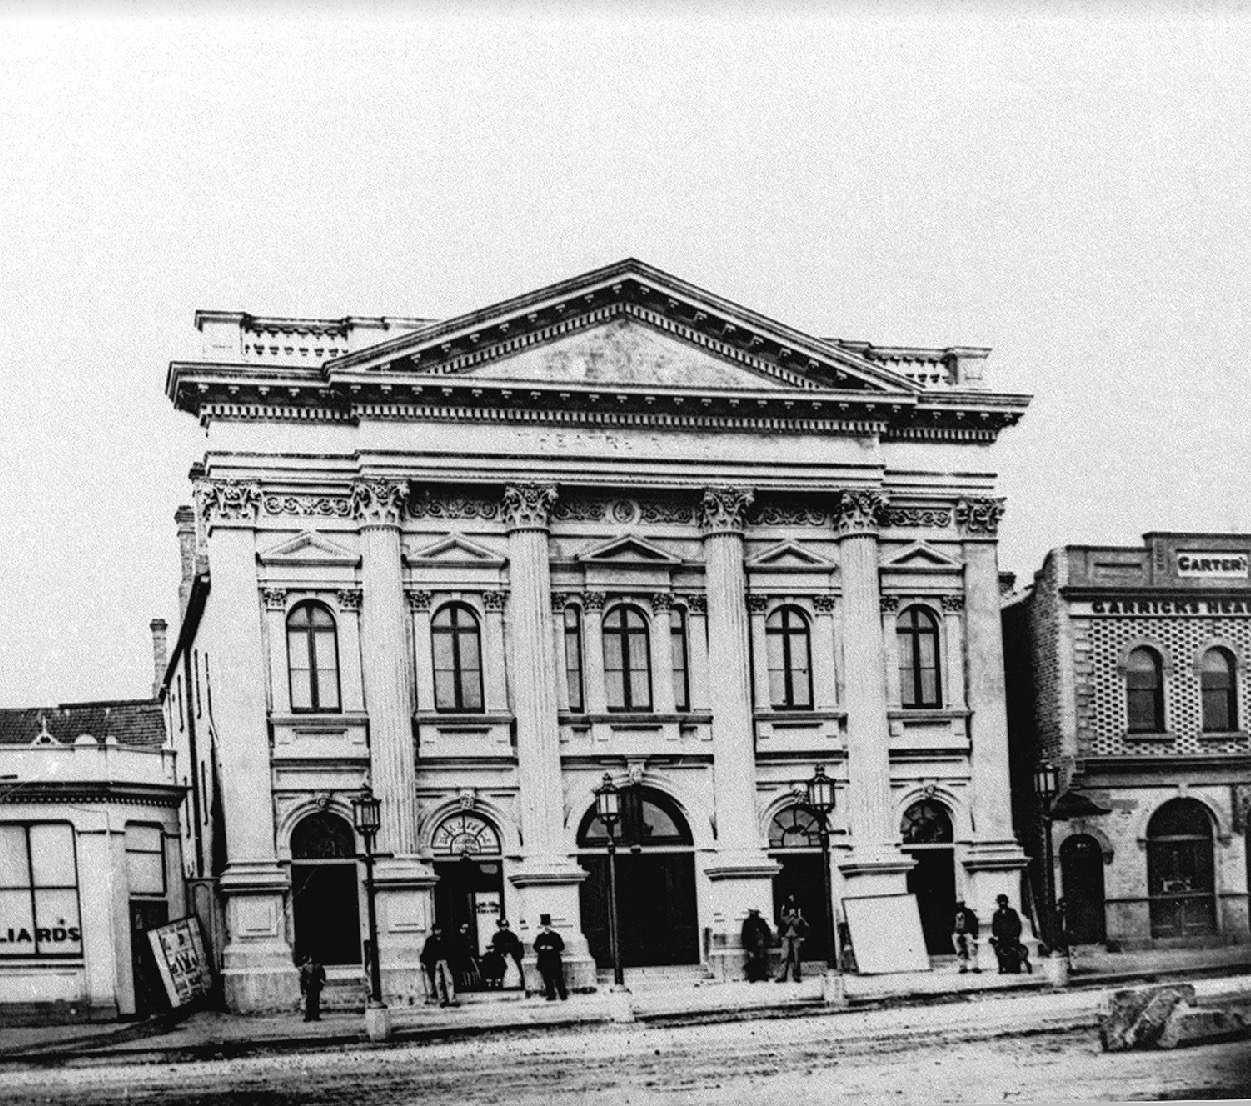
{"left": 490, "top": 917, "right": 526, "bottom": 990}
{"left": 741, "top": 907, "right": 773, "bottom": 982}
{"left": 532, "top": 914, "right": 568, "bottom": 1000}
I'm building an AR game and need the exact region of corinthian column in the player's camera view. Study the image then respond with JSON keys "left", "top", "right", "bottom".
{"left": 352, "top": 477, "right": 434, "bottom": 1003}
{"left": 956, "top": 497, "right": 1030, "bottom": 928}
{"left": 699, "top": 486, "right": 779, "bottom": 980}
{"left": 195, "top": 479, "right": 298, "bottom": 1012}
{"left": 502, "top": 483, "right": 593, "bottom": 989}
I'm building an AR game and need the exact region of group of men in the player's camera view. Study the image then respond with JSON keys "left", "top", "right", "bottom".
{"left": 419, "top": 913, "right": 569, "bottom": 1007}
{"left": 954, "top": 895, "right": 1033, "bottom": 975}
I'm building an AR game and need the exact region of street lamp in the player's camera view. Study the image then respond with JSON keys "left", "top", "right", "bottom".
{"left": 594, "top": 773, "right": 625, "bottom": 988}
{"left": 1033, "top": 763, "right": 1061, "bottom": 953}
{"left": 351, "top": 783, "right": 389, "bottom": 1041}
{"left": 804, "top": 765, "right": 839, "bottom": 974}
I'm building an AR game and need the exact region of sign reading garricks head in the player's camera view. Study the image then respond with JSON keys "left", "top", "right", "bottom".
{"left": 1176, "top": 552, "right": 1250, "bottom": 578}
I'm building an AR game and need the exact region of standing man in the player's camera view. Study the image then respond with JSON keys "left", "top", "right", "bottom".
{"left": 533, "top": 914, "right": 568, "bottom": 1001}
{"left": 953, "top": 899, "right": 981, "bottom": 975}
{"left": 491, "top": 918, "right": 526, "bottom": 991}
{"left": 774, "top": 895, "right": 809, "bottom": 983}
{"left": 298, "top": 953, "right": 326, "bottom": 1022}
{"left": 420, "top": 924, "right": 458, "bottom": 1007}
{"left": 741, "top": 907, "right": 773, "bottom": 982}
{"left": 990, "top": 894, "right": 1031, "bottom": 975}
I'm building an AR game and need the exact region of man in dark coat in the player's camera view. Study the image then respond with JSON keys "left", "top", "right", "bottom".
{"left": 533, "top": 914, "right": 568, "bottom": 1000}
{"left": 953, "top": 900, "right": 981, "bottom": 974}
{"left": 299, "top": 954, "right": 326, "bottom": 1022}
{"left": 741, "top": 908, "right": 772, "bottom": 982}
{"left": 420, "top": 924, "right": 458, "bottom": 1007}
{"left": 775, "top": 895, "right": 809, "bottom": 982}
{"left": 490, "top": 918, "right": 526, "bottom": 990}
{"left": 990, "top": 894, "right": 1032, "bottom": 974}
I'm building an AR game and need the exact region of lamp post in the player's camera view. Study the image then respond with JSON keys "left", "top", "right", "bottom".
{"left": 351, "top": 783, "right": 389, "bottom": 1041}
{"left": 594, "top": 773, "right": 625, "bottom": 988}
{"left": 805, "top": 765, "right": 840, "bottom": 975}
{"left": 1033, "top": 763, "right": 1060, "bottom": 953}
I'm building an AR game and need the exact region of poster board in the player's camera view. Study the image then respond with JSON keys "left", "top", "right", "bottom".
{"left": 147, "top": 915, "right": 213, "bottom": 1008}
{"left": 842, "top": 894, "right": 930, "bottom": 974}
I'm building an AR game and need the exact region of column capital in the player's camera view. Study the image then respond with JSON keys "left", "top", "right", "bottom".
{"left": 941, "top": 593, "right": 966, "bottom": 612}
{"left": 955, "top": 496, "right": 1006, "bottom": 536}
{"left": 834, "top": 489, "right": 889, "bottom": 537}
{"left": 880, "top": 594, "right": 900, "bottom": 614}
{"left": 687, "top": 594, "right": 708, "bottom": 615}
{"left": 483, "top": 589, "right": 508, "bottom": 613}
{"left": 699, "top": 486, "right": 754, "bottom": 535}
{"left": 406, "top": 589, "right": 432, "bottom": 613}
{"left": 583, "top": 590, "right": 607, "bottom": 612}
{"left": 747, "top": 594, "right": 769, "bottom": 614}
{"left": 814, "top": 594, "right": 837, "bottom": 613}
{"left": 195, "top": 478, "right": 262, "bottom": 528}
{"left": 337, "top": 588, "right": 363, "bottom": 612}
{"left": 261, "top": 587, "right": 287, "bottom": 611}
{"left": 550, "top": 591, "right": 571, "bottom": 613}
{"left": 351, "top": 478, "right": 408, "bottom": 526}
{"left": 650, "top": 592, "right": 675, "bottom": 613}
{"left": 502, "top": 483, "right": 558, "bottom": 531}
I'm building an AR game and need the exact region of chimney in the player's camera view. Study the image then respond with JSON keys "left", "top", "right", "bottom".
{"left": 150, "top": 618, "right": 169, "bottom": 699}
{"left": 176, "top": 505, "right": 197, "bottom": 618}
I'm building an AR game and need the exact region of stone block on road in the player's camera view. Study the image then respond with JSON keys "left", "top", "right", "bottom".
{"left": 1157, "top": 1001, "right": 1251, "bottom": 1051}
{"left": 1099, "top": 984, "right": 1196, "bottom": 1052}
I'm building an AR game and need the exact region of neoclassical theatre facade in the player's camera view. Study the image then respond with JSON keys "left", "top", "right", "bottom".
{"left": 163, "top": 260, "right": 1031, "bottom": 1011}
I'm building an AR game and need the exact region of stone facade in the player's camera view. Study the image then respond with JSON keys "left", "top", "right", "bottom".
{"left": 163, "top": 259, "right": 1031, "bottom": 1010}
{"left": 1004, "top": 533, "right": 1251, "bottom": 950}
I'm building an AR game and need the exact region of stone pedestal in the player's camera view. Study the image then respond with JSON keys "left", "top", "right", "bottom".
{"left": 219, "top": 862, "right": 301, "bottom": 1012}
{"left": 510, "top": 866, "right": 596, "bottom": 991}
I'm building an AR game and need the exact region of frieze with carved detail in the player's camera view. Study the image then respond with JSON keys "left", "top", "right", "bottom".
{"left": 337, "top": 589, "right": 363, "bottom": 612}
{"left": 885, "top": 507, "right": 953, "bottom": 529}
{"left": 551, "top": 498, "right": 606, "bottom": 522}
{"left": 408, "top": 490, "right": 501, "bottom": 521}
{"left": 834, "top": 489, "right": 889, "bottom": 536}
{"left": 351, "top": 479, "right": 408, "bottom": 525}
{"left": 955, "top": 497, "right": 1006, "bottom": 535}
{"left": 747, "top": 502, "right": 830, "bottom": 527}
{"left": 700, "top": 486, "right": 754, "bottom": 534}
{"left": 196, "top": 479, "right": 263, "bottom": 525}
{"left": 502, "top": 483, "right": 558, "bottom": 530}
{"left": 639, "top": 499, "right": 699, "bottom": 525}
{"left": 262, "top": 494, "right": 352, "bottom": 518}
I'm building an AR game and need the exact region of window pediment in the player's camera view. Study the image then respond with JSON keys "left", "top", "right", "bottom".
{"left": 259, "top": 530, "right": 360, "bottom": 567}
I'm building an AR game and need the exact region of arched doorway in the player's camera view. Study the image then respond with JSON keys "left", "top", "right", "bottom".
{"left": 901, "top": 799, "right": 956, "bottom": 955}
{"left": 1147, "top": 799, "right": 1217, "bottom": 940}
{"left": 577, "top": 787, "right": 698, "bottom": 968}
{"left": 1060, "top": 834, "right": 1107, "bottom": 945}
{"left": 290, "top": 812, "right": 361, "bottom": 965}
{"left": 432, "top": 812, "right": 506, "bottom": 972}
{"left": 768, "top": 805, "right": 830, "bottom": 964}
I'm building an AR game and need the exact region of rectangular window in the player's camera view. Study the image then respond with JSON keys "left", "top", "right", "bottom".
{"left": 126, "top": 825, "right": 166, "bottom": 896}
{"left": 671, "top": 610, "right": 689, "bottom": 712}
{"left": 0, "top": 824, "right": 82, "bottom": 958}
{"left": 564, "top": 606, "right": 584, "bottom": 713}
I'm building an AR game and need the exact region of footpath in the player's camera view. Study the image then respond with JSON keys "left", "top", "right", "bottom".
{"left": 2, "top": 945, "right": 1249, "bottom": 1069}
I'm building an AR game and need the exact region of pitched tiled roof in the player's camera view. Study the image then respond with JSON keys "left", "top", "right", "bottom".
{"left": 0, "top": 700, "right": 166, "bottom": 748}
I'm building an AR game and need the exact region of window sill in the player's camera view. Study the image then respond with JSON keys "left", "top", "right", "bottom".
{"left": 414, "top": 711, "right": 513, "bottom": 726}
{"left": 887, "top": 708, "right": 971, "bottom": 722}
{"left": 1123, "top": 731, "right": 1175, "bottom": 742}
{"left": 561, "top": 712, "right": 712, "bottom": 725}
{"left": 754, "top": 709, "right": 846, "bottom": 722}
{"left": 1198, "top": 730, "right": 1248, "bottom": 742}
{"left": 271, "top": 711, "right": 369, "bottom": 726}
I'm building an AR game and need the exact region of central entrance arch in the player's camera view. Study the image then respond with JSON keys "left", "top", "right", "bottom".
{"left": 577, "top": 787, "right": 699, "bottom": 968}
{"left": 290, "top": 812, "right": 362, "bottom": 965}
{"left": 901, "top": 799, "right": 956, "bottom": 955}
{"left": 768, "top": 805, "right": 830, "bottom": 964}
{"left": 432, "top": 812, "right": 506, "bottom": 972}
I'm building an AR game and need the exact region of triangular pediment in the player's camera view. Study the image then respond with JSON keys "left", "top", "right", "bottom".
{"left": 575, "top": 534, "right": 683, "bottom": 565}
{"left": 747, "top": 541, "right": 835, "bottom": 570}
{"left": 328, "top": 259, "right": 920, "bottom": 397}
{"left": 404, "top": 533, "right": 505, "bottom": 567}
{"left": 881, "top": 542, "right": 962, "bottom": 570}
{"left": 259, "top": 530, "right": 360, "bottom": 566}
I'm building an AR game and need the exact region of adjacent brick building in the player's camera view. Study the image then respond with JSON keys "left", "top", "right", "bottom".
{"left": 1005, "top": 533, "right": 1251, "bottom": 950}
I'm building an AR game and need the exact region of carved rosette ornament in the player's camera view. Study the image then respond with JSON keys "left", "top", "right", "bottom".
{"left": 502, "top": 483, "right": 558, "bottom": 531}
{"left": 406, "top": 590, "right": 433, "bottom": 613}
{"left": 955, "top": 497, "right": 1006, "bottom": 536}
{"left": 196, "top": 479, "right": 263, "bottom": 527}
{"left": 337, "top": 589, "right": 363, "bottom": 612}
{"left": 351, "top": 479, "right": 408, "bottom": 526}
{"left": 483, "top": 590, "right": 508, "bottom": 613}
{"left": 699, "top": 486, "right": 754, "bottom": 536}
{"left": 261, "top": 587, "right": 287, "bottom": 611}
{"left": 834, "top": 489, "right": 889, "bottom": 537}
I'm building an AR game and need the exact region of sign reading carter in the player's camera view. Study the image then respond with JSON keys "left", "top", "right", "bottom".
{"left": 1176, "top": 552, "right": 1249, "bottom": 578}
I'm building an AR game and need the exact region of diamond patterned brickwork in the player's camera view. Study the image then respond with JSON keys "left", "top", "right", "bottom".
{"left": 1082, "top": 616, "right": 1251, "bottom": 756}
{"left": 1029, "top": 554, "right": 1067, "bottom": 762}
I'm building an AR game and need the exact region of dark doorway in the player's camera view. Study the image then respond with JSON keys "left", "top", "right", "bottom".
{"left": 577, "top": 787, "right": 699, "bottom": 968}
{"left": 431, "top": 813, "right": 506, "bottom": 991}
{"left": 768, "top": 805, "right": 832, "bottom": 964}
{"left": 901, "top": 800, "right": 957, "bottom": 955}
{"left": 1147, "top": 799, "right": 1217, "bottom": 940}
{"left": 1060, "top": 834, "right": 1107, "bottom": 944}
{"left": 129, "top": 899, "right": 169, "bottom": 1017}
{"left": 290, "top": 813, "right": 362, "bottom": 965}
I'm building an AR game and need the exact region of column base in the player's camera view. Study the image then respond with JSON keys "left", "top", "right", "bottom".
{"left": 704, "top": 851, "right": 781, "bottom": 982}
{"left": 962, "top": 839, "right": 1039, "bottom": 962}
{"left": 838, "top": 847, "right": 915, "bottom": 898}
{"left": 219, "top": 862, "right": 300, "bottom": 1013}
{"left": 510, "top": 858, "right": 597, "bottom": 992}
{"left": 373, "top": 855, "right": 438, "bottom": 1007}
{"left": 837, "top": 848, "right": 927, "bottom": 974}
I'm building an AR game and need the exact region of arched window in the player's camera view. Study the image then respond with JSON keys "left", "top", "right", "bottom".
{"left": 432, "top": 604, "right": 484, "bottom": 713}
{"left": 578, "top": 787, "right": 692, "bottom": 848}
{"left": 1201, "top": 648, "right": 1237, "bottom": 733}
{"left": 900, "top": 800, "right": 954, "bottom": 845}
{"left": 671, "top": 607, "right": 690, "bottom": 712}
{"left": 291, "top": 811, "right": 356, "bottom": 860}
{"left": 603, "top": 605, "right": 652, "bottom": 711}
{"left": 564, "top": 605, "right": 585, "bottom": 713}
{"left": 1126, "top": 646, "right": 1164, "bottom": 733}
{"left": 1147, "top": 799, "right": 1216, "bottom": 939}
{"left": 768, "top": 806, "right": 822, "bottom": 849}
{"left": 431, "top": 813, "right": 502, "bottom": 857}
{"left": 766, "top": 606, "right": 813, "bottom": 710}
{"left": 897, "top": 606, "right": 942, "bottom": 709}
{"left": 287, "top": 601, "right": 341, "bottom": 713}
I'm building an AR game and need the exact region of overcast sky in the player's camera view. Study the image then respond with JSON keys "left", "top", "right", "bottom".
{"left": 1, "top": 0, "right": 1249, "bottom": 708}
